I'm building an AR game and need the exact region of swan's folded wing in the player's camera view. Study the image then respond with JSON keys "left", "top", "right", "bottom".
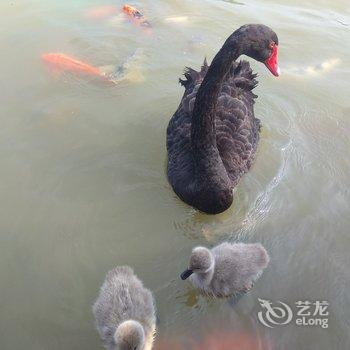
{"left": 214, "top": 61, "right": 261, "bottom": 185}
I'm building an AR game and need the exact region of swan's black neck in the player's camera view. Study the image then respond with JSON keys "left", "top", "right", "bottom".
{"left": 191, "top": 34, "right": 242, "bottom": 151}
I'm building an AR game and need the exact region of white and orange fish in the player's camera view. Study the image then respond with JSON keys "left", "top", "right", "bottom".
{"left": 122, "top": 4, "right": 152, "bottom": 34}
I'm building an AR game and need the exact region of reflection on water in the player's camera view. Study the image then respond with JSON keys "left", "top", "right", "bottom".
{"left": 0, "top": 0, "right": 349, "bottom": 349}
{"left": 154, "top": 330, "right": 271, "bottom": 350}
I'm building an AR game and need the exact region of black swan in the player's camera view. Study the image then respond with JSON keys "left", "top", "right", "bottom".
{"left": 166, "top": 24, "right": 279, "bottom": 214}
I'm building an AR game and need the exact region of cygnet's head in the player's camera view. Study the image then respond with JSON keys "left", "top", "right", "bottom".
{"left": 180, "top": 247, "right": 214, "bottom": 280}
{"left": 114, "top": 320, "right": 145, "bottom": 350}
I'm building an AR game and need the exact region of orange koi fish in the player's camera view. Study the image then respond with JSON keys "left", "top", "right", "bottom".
{"left": 41, "top": 53, "right": 106, "bottom": 78}
{"left": 122, "top": 4, "right": 152, "bottom": 33}
{"left": 84, "top": 5, "right": 118, "bottom": 20}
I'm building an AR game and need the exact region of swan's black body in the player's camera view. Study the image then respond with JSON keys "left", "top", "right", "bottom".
{"left": 166, "top": 24, "right": 279, "bottom": 214}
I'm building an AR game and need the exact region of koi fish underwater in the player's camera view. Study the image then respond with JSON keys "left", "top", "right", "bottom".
{"left": 122, "top": 4, "right": 152, "bottom": 34}
{"left": 83, "top": 5, "right": 118, "bottom": 20}
{"left": 164, "top": 16, "right": 189, "bottom": 24}
{"left": 41, "top": 50, "right": 145, "bottom": 85}
{"left": 41, "top": 53, "right": 106, "bottom": 78}
{"left": 284, "top": 58, "right": 341, "bottom": 77}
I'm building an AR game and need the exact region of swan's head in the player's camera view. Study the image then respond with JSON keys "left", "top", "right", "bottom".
{"left": 234, "top": 24, "right": 280, "bottom": 76}
{"left": 181, "top": 246, "right": 214, "bottom": 280}
{"left": 114, "top": 320, "right": 145, "bottom": 350}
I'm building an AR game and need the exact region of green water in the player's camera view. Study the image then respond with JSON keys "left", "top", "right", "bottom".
{"left": 0, "top": 0, "right": 349, "bottom": 349}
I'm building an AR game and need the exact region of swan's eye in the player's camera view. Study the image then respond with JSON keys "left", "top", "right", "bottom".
{"left": 269, "top": 42, "right": 276, "bottom": 49}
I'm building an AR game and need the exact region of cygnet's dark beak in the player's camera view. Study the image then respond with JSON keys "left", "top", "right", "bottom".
{"left": 180, "top": 269, "right": 193, "bottom": 280}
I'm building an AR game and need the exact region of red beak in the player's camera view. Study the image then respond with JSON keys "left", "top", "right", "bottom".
{"left": 264, "top": 45, "right": 280, "bottom": 77}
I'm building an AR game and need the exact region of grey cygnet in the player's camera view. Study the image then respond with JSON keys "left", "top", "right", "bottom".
{"left": 180, "top": 242, "right": 269, "bottom": 297}
{"left": 93, "top": 266, "right": 156, "bottom": 350}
